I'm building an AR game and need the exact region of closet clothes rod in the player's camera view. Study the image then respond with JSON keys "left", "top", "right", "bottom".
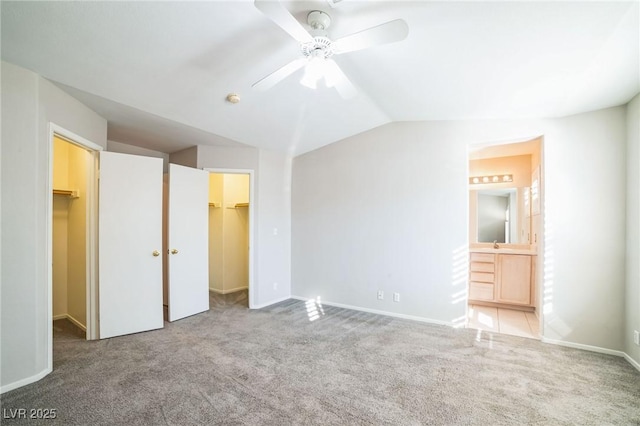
{"left": 53, "top": 189, "right": 79, "bottom": 198}
{"left": 224, "top": 202, "right": 249, "bottom": 209}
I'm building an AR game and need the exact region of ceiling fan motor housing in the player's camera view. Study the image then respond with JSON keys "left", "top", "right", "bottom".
{"left": 302, "top": 11, "right": 334, "bottom": 59}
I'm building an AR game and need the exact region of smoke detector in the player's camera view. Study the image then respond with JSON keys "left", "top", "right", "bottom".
{"left": 226, "top": 93, "right": 240, "bottom": 104}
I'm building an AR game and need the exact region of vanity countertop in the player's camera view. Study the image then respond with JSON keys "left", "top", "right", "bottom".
{"left": 470, "top": 247, "right": 537, "bottom": 255}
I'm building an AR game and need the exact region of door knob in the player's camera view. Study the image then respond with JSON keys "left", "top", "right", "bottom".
{"left": 170, "top": 249, "right": 179, "bottom": 255}
{"left": 152, "top": 250, "right": 160, "bottom": 257}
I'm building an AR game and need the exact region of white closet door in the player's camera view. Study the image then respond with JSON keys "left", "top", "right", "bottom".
{"left": 167, "top": 163, "right": 210, "bottom": 321}
{"left": 98, "top": 152, "right": 164, "bottom": 339}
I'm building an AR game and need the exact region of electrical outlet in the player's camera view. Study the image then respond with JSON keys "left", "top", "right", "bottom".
{"left": 634, "top": 330, "right": 640, "bottom": 346}
{"left": 377, "top": 290, "right": 384, "bottom": 300}
{"left": 273, "top": 282, "right": 278, "bottom": 290}
{"left": 393, "top": 292, "right": 400, "bottom": 302}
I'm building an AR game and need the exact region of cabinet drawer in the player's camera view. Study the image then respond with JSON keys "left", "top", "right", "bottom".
{"left": 470, "top": 272, "right": 495, "bottom": 283}
{"left": 470, "top": 261, "right": 494, "bottom": 273}
{"left": 469, "top": 282, "right": 494, "bottom": 301}
{"left": 470, "top": 253, "right": 496, "bottom": 263}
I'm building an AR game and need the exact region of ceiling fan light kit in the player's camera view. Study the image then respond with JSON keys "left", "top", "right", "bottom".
{"left": 252, "top": 0, "right": 409, "bottom": 99}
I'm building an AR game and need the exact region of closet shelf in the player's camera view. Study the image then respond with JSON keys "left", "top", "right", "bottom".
{"left": 223, "top": 202, "right": 250, "bottom": 209}
{"left": 53, "top": 189, "right": 79, "bottom": 198}
{"left": 211, "top": 202, "right": 248, "bottom": 208}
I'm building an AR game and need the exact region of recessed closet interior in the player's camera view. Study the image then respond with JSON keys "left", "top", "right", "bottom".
{"left": 208, "top": 173, "right": 250, "bottom": 305}
{"left": 52, "top": 135, "right": 90, "bottom": 338}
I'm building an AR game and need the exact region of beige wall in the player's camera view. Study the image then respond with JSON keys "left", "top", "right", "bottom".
{"left": 469, "top": 154, "right": 532, "bottom": 187}
{"left": 208, "top": 173, "right": 224, "bottom": 292}
{"left": 52, "top": 138, "right": 70, "bottom": 318}
{"left": 223, "top": 174, "right": 249, "bottom": 293}
{"left": 52, "top": 197, "right": 69, "bottom": 318}
{"left": 66, "top": 141, "right": 87, "bottom": 327}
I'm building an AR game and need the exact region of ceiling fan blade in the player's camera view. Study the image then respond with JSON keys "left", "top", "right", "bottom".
{"left": 252, "top": 57, "right": 308, "bottom": 91}
{"left": 332, "top": 19, "right": 409, "bottom": 55}
{"left": 254, "top": 0, "right": 314, "bottom": 43}
{"left": 323, "top": 59, "right": 357, "bottom": 99}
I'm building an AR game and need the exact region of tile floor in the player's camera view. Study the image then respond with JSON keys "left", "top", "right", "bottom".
{"left": 467, "top": 304, "right": 539, "bottom": 339}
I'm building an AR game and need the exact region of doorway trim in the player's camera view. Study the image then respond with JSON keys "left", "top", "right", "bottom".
{"left": 46, "top": 123, "right": 102, "bottom": 369}
{"left": 203, "top": 168, "right": 256, "bottom": 309}
{"left": 466, "top": 135, "right": 545, "bottom": 338}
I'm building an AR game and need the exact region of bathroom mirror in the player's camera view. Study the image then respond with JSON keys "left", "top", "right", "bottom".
{"left": 476, "top": 188, "right": 521, "bottom": 244}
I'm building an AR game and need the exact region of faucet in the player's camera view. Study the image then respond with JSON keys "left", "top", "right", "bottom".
{"left": 493, "top": 240, "right": 500, "bottom": 249}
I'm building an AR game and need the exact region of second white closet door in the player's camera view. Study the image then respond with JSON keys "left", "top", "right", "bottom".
{"left": 167, "top": 163, "right": 210, "bottom": 322}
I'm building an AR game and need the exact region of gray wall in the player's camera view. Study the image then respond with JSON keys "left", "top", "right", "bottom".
{"left": 107, "top": 140, "right": 169, "bottom": 172}
{"left": 626, "top": 93, "right": 640, "bottom": 366}
{"left": 292, "top": 109, "right": 628, "bottom": 352}
{"left": 1, "top": 61, "right": 107, "bottom": 392}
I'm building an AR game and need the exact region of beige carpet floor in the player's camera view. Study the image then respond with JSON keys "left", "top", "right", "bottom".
{"left": 1, "top": 291, "right": 639, "bottom": 425}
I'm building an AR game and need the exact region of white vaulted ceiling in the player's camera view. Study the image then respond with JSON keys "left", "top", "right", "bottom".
{"left": 2, "top": 1, "right": 638, "bottom": 156}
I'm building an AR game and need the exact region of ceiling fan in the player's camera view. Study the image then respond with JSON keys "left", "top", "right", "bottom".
{"left": 252, "top": 0, "right": 409, "bottom": 99}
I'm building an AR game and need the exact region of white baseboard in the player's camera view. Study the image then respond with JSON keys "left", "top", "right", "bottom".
{"left": 289, "top": 297, "right": 640, "bottom": 372}
{"left": 290, "top": 295, "right": 454, "bottom": 327}
{"left": 542, "top": 337, "right": 640, "bottom": 372}
{"left": 53, "top": 313, "right": 86, "bottom": 331}
{"left": 250, "top": 295, "right": 291, "bottom": 309}
{"left": 0, "top": 367, "right": 52, "bottom": 395}
{"left": 623, "top": 352, "right": 640, "bottom": 372}
{"left": 541, "top": 337, "right": 626, "bottom": 358}
{"left": 209, "top": 286, "right": 248, "bottom": 295}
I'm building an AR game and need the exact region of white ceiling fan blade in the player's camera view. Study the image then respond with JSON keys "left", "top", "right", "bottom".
{"left": 254, "top": 0, "right": 314, "bottom": 43}
{"left": 252, "top": 57, "right": 308, "bottom": 91}
{"left": 323, "top": 59, "right": 357, "bottom": 99}
{"left": 332, "top": 19, "right": 409, "bottom": 55}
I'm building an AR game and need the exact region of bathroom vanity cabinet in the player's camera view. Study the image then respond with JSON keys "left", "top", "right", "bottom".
{"left": 469, "top": 251, "right": 535, "bottom": 308}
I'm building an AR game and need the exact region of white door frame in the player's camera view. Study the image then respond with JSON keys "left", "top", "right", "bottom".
{"left": 46, "top": 123, "right": 102, "bottom": 369}
{"left": 203, "top": 168, "right": 256, "bottom": 309}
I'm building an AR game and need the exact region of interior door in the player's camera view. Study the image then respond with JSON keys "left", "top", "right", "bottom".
{"left": 167, "top": 163, "right": 210, "bottom": 321}
{"left": 98, "top": 152, "right": 164, "bottom": 339}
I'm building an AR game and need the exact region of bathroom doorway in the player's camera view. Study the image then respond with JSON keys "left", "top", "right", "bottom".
{"left": 467, "top": 137, "right": 543, "bottom": 340}
{"left": 207, "top": 171, "right": 252, "bottom": 309}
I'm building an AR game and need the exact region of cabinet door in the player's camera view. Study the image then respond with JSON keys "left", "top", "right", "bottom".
{"left": 497, "top": 254, "right": 531, "bottom": 305}
{"left": 469, "top": 282, "right": 494, "bottom": 301}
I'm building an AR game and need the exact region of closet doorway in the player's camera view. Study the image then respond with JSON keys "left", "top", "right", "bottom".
{"left": 207, "top": 171, "right": 253, "bottom": 308}
{"left": 50, "top": 130, "right": 99, "bottom": 343}
{"left": 49, "top": 123, "right": 166, "bottom": 349}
